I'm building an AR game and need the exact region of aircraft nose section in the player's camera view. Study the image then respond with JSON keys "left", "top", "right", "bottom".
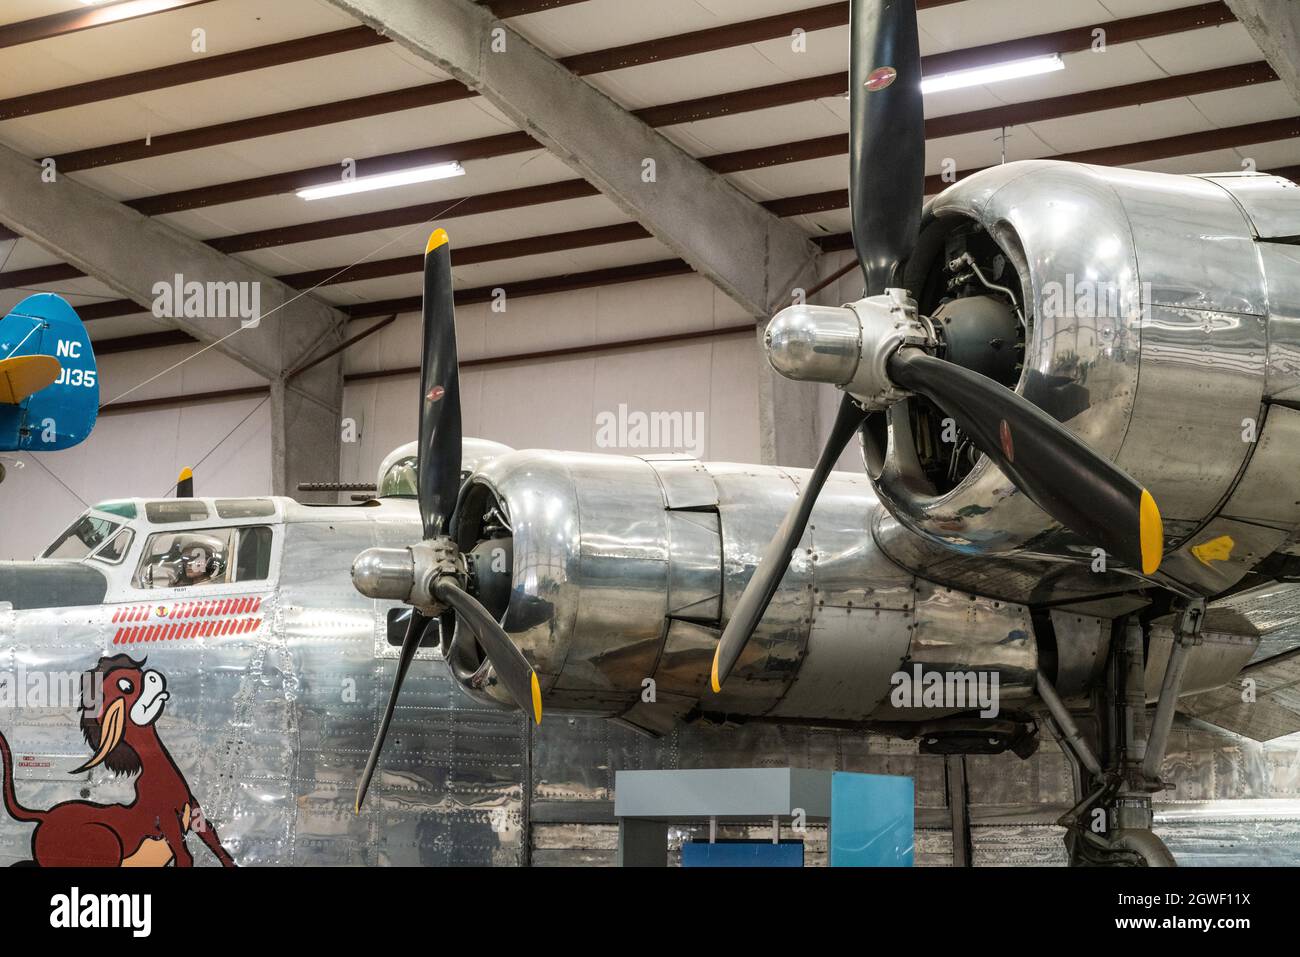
{"left": 764, "top": 303, "right": 862, "bottom": 385}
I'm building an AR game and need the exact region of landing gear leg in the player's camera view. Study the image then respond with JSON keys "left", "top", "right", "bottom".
{"left": 1037, "top": 601, "right": 1203, "bottom": 866}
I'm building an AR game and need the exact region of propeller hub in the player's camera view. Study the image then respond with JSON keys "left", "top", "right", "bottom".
{"left": 764, "top": 288, "right": 933, "bottom": 411}
{"left": 765, "top": 303, "right": 862, "bottom": 384}
{"left": 351, "top": 538, "right": 466, "bottom": 615}
{"left": 409, "top": 537, "right": 467, "bottom": 616}
{"left": 352, "top": 547, "right": 415, "bottom": 601}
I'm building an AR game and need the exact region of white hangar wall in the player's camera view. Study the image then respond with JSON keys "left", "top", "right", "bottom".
{"left": 1, "top": 255, "right": 865, "bottom": 560}
{"left": 340, "top": 271, "right": 764, "bottom": 481}
{"left": 0, "top": 343, "right": 271, "bottom": 561}
{"left": 337, "top": 251, "right": 866, "bottom": 485}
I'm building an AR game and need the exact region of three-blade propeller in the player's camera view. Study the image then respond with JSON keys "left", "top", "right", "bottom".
{"left": 354, "top": 230, "right": 540, "bottom": 813}
{"left": 711, "top": 0, "right": 1163, "bottom": 691}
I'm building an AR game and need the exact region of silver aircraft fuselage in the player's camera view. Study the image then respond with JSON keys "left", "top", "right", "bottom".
{"left": 3, "top": 161, "right": 1296, "bottom": 865}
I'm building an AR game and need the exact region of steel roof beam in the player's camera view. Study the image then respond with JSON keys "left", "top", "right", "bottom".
{"left": 0, "top": 0, "right": 953, "bottom": 122}
{"left": 0, "top": 141, "right": 347, "bottom": 498}
{"left": 0, "top": 1, "right": 583, "bottom": 121}
{"left": 1225, "top": 0, "right": 1300, "bottom": 104}
{"left": 0, "top": 0, "right": 217, "bottom": 50}
{"left": 40, "top": 2, "right": 1235, "bottom": 174}
{"left": 321, "top": 0, "right": 818, "bottom": 318}
{"left": 77, "top": 138, "right": 1300, "bottom": 351}
{"left": 0, "top": 0, "right": 1233, "bottom": 251}
{"left": 10, "top": 106, "right": 1296, "bottom": 298}
{"left": 184, "top": 60, "right": 1283, "bottom": 254}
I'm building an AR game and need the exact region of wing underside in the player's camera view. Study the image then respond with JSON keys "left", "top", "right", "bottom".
{"left": 1180, "top": 651, "right": 1300, "bottom": 741}
{"left": 1185, "top": 582, "right": 1300, "bottom": 741}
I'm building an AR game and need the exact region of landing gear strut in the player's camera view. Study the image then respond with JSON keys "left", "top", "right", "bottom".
{"left": 1037, "top": 599, "right": 1204, "bottom": 866}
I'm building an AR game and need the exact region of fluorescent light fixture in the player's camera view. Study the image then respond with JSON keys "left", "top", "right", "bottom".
{"left": 297, "top": 161, "right": 465, "bottom": 200}
{"left": 921, "top": 54, "right": 1064, "bottom": 95}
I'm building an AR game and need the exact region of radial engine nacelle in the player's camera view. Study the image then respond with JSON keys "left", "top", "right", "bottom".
{"left": 439, "top": 447, "right": 1256, "bottom": 738}
{"left": 767, "top": 161, "right": 1300, "bottom": 598}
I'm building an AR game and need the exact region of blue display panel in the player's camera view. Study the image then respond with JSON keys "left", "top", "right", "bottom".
{"left": 829, "top": 771, "right": 914, "bottom": 867}
{"left": 681, "top": 840, "right": 805, "bottom": 867}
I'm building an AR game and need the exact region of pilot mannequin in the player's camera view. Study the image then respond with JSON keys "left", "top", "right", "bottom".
{"left": 145, "top": 534, "right": 227, "bottom": 587}
{"left": 180, "top": 545, "right": 221, "bottom": 585}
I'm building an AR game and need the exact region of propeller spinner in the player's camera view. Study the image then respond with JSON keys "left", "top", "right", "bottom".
{"left": 350, "top": 229, "right": 541, "bottom": 813}
{"left": 711, "top": 0, "right": 1164, "bottom": 692}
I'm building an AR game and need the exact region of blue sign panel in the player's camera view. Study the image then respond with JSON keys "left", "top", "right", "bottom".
{"left": 830, "top": 771, "right": 914, "bottom": 867}
{"left": 682, "top": 840, "right": 804, "bottom": 867}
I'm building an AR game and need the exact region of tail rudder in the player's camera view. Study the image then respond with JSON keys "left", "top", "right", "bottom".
{"left": 0, "top": 731, "right": 43, "bottom": 823}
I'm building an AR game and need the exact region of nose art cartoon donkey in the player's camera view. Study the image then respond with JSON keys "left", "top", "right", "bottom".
{"left": 0, "top": 654, "right": 235, "bottom": 866}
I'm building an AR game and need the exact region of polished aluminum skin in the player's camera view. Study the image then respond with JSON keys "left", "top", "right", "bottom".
{"left": 453, "top": 450, "right": 1043, "bottom": 729}
{"left": 8, "top": 162, "right": 1300, "bottom": 866}
{"left": 785, "top": 161, "right": 1300, "bottom": 601}
{"left": 0, "top": 496, "right": 533, "bottom": 866}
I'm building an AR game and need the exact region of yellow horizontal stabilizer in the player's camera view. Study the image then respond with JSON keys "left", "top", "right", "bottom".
{"left": 0, "top": 354, "right": 60, "bottom": 405}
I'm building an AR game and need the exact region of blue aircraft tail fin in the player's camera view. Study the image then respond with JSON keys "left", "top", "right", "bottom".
{"left": 0, "top": 294, "right": 98, "bottom": 452}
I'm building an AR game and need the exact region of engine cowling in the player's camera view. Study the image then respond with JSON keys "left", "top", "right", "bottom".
{"left": 856, "top": 161, "right": 1300, "bottom": 597}
{"left": 447, "top": 450, "right": 1042, "bottom": 733}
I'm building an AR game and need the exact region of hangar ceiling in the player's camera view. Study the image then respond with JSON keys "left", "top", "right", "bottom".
{"left": 0, "top": 0, "right": 1297, "bottom": 387}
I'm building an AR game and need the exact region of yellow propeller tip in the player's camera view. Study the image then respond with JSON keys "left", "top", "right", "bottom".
{"left": 1139, "top": 488, "right": 1163, "bottom": 576}
{"left": 710, "top": 645, "right": 722, "bottom": 694}
{"left": 426, "top": 228, "right": 450, "bottom": 254}
{"left": 530, "top": 671, "right": 543, "bottom": 725}
{"left": 178, "top": 467, "right": 193, "bottom": 482}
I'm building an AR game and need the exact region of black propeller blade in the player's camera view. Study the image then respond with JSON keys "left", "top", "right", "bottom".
{"left": 355, "top": 609, "right": 430, "bottom": 812}
{"left": 712, "top": 0, "right": 924, "bottom": 689}
{"left": 712, "top": 394, "right": 869, "bottom": 690}
{"left": 849, "top": 0, "right": 924, "bottom": 297}
{"left": 710, "top": 0, "right": 1165, "bottom": 693}
{"left": 355, "top": 229, "right": 540, "bottom": 811}
{"left": 418, "top": 229, "right": 462, "bottom": 541}
{"left": 888, "top": 349, "right": 1162, "bottom": 575}
{"left": 435, "top": 578, "right": 542, "bottom": 724}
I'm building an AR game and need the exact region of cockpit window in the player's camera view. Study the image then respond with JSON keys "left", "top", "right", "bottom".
{"left": 235, "top": 526, "right": 273, "bottom": 581}
{"left": 133, "top": 528, "right": 234, "bottom": 589}
{"left": 379, "top": 455, "right": 418, "bottom": 498}
{"left": 216, "top": 499, "right": 276, "bottom": 519}
{"left": 91, "top": 527, "right": 134, "bottom": 565}
{"left": 132, "top": 526, "right": 273, "bottom": 589}
{"left": 145, "top": 500, "right": 210, "bottom": 524}
{"left": 379, "top": 456, "right": 471, "bottom": 498}
{"left": 42, "top": 513, "right": 121, "bottom": 560}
